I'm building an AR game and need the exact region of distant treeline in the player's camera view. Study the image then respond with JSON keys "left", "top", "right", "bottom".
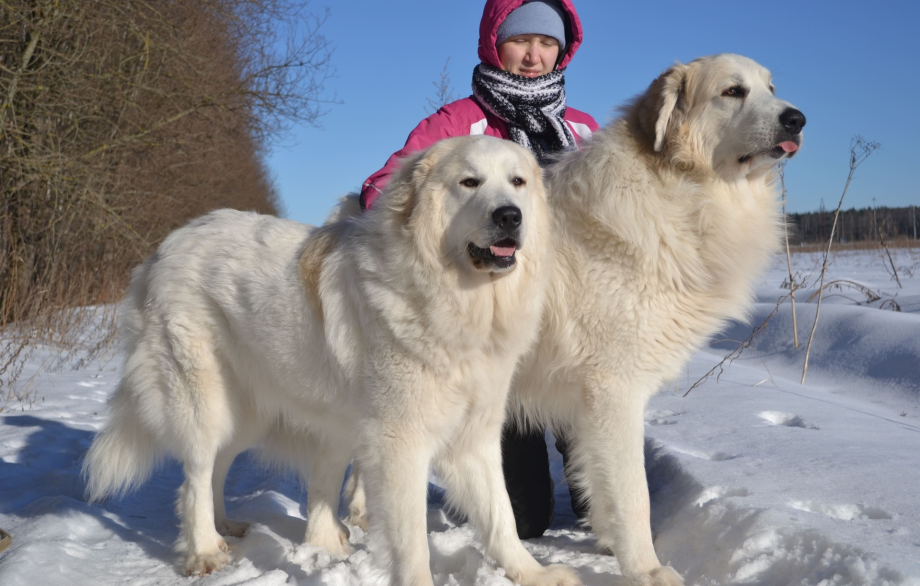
{"left": 787, "top": 206, "right": 920, "bottom": 244}
{"left": 0, "top": 0, "right": 331, "bottom": 328}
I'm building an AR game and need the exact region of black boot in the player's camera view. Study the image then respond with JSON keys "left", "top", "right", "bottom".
{"left": 501, "top": 418, "right": 554, "bottom": 539}
{"left": 554, "top": 430, "right": 589, "bottom": 521}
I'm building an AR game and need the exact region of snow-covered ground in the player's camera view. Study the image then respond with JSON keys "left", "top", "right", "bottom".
{"left": 1, "top": 247, "right": 918, "bottom": 586}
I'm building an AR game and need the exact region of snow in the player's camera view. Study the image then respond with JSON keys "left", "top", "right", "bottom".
{"left": 2, "top": 247, "right": 919, "bottom": 586}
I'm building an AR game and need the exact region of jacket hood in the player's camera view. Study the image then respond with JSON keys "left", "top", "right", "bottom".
{"left": 478, "top": 0, "right": 584, "bottom": 70}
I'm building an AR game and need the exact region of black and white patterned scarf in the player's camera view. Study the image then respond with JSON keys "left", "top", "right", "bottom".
{"left": 472, "top": 63, "right": 576, "bottom": 166}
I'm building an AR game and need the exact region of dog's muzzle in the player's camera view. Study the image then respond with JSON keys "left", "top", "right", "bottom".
{"left": 739, "top": 107, "right": 807, "bottom": 164}
{"left": 468, "top": 205, "right": 522, "bottom": 272}
{"left": 773, "top": 107, "right": 806, "bottom": 157}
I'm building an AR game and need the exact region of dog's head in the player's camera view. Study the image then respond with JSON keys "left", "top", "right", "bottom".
{"left": 635, "top": 53, "right": 805, "bottom": 180}
{"left": 383, "top": 135, "right": 547, "bottom": 275}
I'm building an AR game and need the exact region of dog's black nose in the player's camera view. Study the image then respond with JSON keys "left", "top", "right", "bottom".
{"left": 492, "top": 206, "right": 522, "bottom": 233}
{"left": 779, "top": 108, "right": 806, "bottom": 134}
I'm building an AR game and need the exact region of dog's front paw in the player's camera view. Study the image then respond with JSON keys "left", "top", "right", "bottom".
{"left": 517, "top": 563, "right": 582, "bottom": 586}
{"left": 185, "top": 548, "right": 230, "bottom": 576}
{"left": 306, "top": 521, "right": 353, "bottom": 558}
{"left": 625, "top": 566, "right": 685, "bottom": 586}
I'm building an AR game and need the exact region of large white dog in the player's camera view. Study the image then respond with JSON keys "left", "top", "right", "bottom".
{"left": 512, "top": 53, "right": 806, "bottom": 585}
{"left": 347, "top": 53, "right": 805, "bottom": 586}
{"left": 83, "top": 135, "right": 579, "bottom": 586}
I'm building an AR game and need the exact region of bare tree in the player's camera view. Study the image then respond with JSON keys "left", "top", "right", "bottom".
{"left": 801, "top": 136, "right": 880, "bottom": 385}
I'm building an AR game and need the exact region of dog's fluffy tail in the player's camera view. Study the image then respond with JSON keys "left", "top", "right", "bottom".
{"left": 83, "top": 256, "right": 164, "bottom": 502}
{"left": 83, "top": 383, "right": 162, "bottom": 502}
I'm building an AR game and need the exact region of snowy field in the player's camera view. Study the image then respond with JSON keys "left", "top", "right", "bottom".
{"left": 1, "top": 246, "right": 919, "bottom": 586}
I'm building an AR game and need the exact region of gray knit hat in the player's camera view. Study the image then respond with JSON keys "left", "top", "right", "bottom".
{"left": 496, "top": 0, "right": 567, "bottom": 51}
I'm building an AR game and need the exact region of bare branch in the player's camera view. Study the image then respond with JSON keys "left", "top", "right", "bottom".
{"left": 424, "top": 57, "right": 457, "bottom": 115}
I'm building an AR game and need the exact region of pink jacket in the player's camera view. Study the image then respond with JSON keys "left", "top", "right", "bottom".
{"left": 360, "top": 0, "right": 599, "bottom": 210}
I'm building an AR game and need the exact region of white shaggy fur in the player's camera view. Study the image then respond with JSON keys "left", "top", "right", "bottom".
{"left": 348, "top": 53, "right": 804, "bottom": 586}
{"left": 83, "top": 135, "right": 580, "bottom": 585}
{"left": 514, "top": 54, "right": 804, "bottom": 586}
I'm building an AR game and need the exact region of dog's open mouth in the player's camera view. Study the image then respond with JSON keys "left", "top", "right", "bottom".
{"left": 468, "top": 238, "right": 518, "bottom": 271}
{"left": 739, "top": 140, "right": 800, "bottom": 164}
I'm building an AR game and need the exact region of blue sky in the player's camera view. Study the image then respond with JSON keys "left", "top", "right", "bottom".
{"left": 268, "top": 0, "right": 919, "bottom": 226}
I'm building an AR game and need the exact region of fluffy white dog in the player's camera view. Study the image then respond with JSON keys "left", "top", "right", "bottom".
{"left": 83, "top": 135, "right": 579, "bottom": 586}
{"left": 512, "top": 53, "right": 806, "bottom": 586}
{"left": 347, "top": 53, "right": 805, "bottom": 586}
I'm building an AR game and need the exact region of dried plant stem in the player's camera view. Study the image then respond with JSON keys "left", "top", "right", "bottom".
{"left": 683, "top": 293, "right": 786, "bottom": 397}
{"left": 801, "top": 137, "right": 880, "bottom": 384}
{"left": 780, "top": 163, "right": 799, "bottom": 348}
{"left": 874, "top": 214, "right": 902, "bottom": 288}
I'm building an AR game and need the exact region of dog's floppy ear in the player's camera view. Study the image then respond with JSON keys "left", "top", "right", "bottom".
{"left": 382, "top": 145, "right": 440, "bottom": 224}
{"left": 637, "top": 62, "right": 687, "bottom": 153}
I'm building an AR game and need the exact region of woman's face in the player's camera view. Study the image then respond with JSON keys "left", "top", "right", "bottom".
{"left": 498, "top": 34, "right": 560, "bottom": 78}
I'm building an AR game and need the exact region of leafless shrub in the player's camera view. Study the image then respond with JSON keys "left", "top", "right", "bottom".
{"left": 1, "top": 0, "right": 335, "bottom": 406}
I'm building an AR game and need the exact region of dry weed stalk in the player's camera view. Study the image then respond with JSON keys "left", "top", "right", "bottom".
{"left": 683, "top": 294, "right": 786, "bottom": 397}
{"left": 803, "top": 279, "right": 901, "bottom": 311}
{"left": 779, "top": 162, "right": 800, "bottom": 347}
{"left": 873, "top": 209, "right": 903, "bottom": 287}
{"left": 804, "top": 279, "right": 878, "bottom": 304}
{"left": 801, "top": 136, "right": 880, "bottom": 384}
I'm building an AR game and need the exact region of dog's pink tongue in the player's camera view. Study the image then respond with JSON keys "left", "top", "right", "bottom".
{"left": 779, "top": 141, "right": 798, "bottom": 153}
{"left": 490, "top": 244, "right": 515, "bottom": 258}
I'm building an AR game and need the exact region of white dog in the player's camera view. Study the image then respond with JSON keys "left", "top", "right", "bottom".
{"left": 347, "top": 53, "right": 805, "bottom": 586}
{"left": 83, "top": 135, "right": 579, "bottom": 586}
{"left": 513, "top": 53, "right": 805, "bottom": 586}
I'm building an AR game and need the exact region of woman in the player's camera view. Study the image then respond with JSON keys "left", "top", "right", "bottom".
{"left": 360, "top": 0, "right": 599, "bottom": 539}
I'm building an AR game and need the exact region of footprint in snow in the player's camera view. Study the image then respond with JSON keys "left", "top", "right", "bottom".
{"left": 759, "top": 411, "right": 819, "bottom": 430}
{"left": 789, "top": 500, "right": 892, "bottom": 521}
{"left": 76, "top": 381, "right": 105, "bottom": 388}
{"left": 695, "top": 486, "right": 751, "bottom": 506}
{"left": 646, "top": 409, "right": 684, "bottom": 426}
{"left": 669, "top": 445, "right": 739, "bottom": 461}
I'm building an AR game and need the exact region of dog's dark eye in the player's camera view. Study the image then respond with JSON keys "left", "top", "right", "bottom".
{"left": 769, "top": 84, "right": 776, "bottom": 95}
{"left": 460, "top": 178, "right": 480, "bottom": 188}
{"left": 722, "top": 86, "right": 747, "bottom": 99}
{"left": 511, "top": 177, "right": 526, "bottom": 186}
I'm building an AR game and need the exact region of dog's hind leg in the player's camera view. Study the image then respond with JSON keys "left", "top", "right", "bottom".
{"left": 437, "top": 416, "right": 581, "bottom": 586}
{"left": 212, "top": 427, "right": 262, "bottom": 538}
{"left": 303, "top": 441, "right": 353, "bottom": 557}
{"left": 178, "top": 454, "right": 230, "bottom": 576}
{"left": 166, "top": 320, "right": 236, "bottom": 576}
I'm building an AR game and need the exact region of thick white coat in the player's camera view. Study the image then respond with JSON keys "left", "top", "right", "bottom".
{"left": 510, "top": 54, "right": 799, "bottom": 586}
{"left": 83, "top": 136, "right": 579, "bottom": 586}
